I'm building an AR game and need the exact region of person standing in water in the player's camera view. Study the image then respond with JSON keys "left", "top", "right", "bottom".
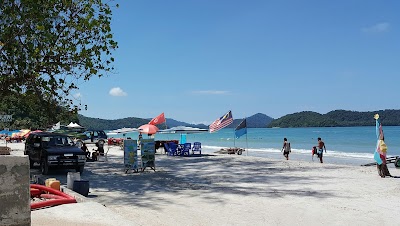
{"left": 281, "top": 138, "right": 291, "bottom": 160}
{"left": 317, "top": 137, "right": 327, "bottom": 163}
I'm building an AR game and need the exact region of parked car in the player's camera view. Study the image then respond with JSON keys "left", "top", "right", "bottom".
{"left": 24, "top": 132, "right": 86, "bottom": 175}
{"left": 75, "top": 130, "right": 107, "bottom": 147}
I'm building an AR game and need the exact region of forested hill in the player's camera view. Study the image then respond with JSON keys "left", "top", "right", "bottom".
{"left": 77, "top": 115, "right": 209, "bottom": 130}
{"left": 227, "top": 113, "right": 274, "bottom": 128}
{"left": 268, "top": 109, "right": 400, "bottom": 128}
{"left": 77, "top": 113, "right": 274, "bottom": 130}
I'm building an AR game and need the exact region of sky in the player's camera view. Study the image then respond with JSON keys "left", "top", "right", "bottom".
{"left": 75, "top": 0, "right": 400, "bottom": 125}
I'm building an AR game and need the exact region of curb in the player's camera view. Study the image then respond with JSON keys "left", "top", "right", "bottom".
{"left": 60, "top": 185, "right": 89, "bottom": 203}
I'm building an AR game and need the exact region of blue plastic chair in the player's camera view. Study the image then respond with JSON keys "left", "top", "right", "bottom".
{"left": 163, "top": 142, "right": 170, "bottom": 155}
{"left": 168, "top": 142, "right": 178, "bottom": 156}
{"left": 192, "top": 142, "right": 201, "bottom": 155}
{"left": 181, "top": 143, "right": 191, "bottom": 156}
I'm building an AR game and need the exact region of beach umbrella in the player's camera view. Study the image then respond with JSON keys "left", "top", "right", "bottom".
{"left": 18, "top": 129, "right": 31, "bottom": 137}
{"left": 138, "top": 124, "right": 159, "bottom": 135}
{"left": 24, "top": 130, "right": 43, "bottom": 138}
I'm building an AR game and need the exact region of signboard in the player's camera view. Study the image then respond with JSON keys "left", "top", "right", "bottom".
{"left": 0, "top": 115, "right": 12, "bottom": 122}
{"left": 140, "top": 139, "right": 155, "bottom": 171}
{"left": 123, "top": 139, "right": 138, "bottom": 172}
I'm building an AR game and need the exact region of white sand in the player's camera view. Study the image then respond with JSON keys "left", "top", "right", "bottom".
{"left": 4, "top": 141, "right": 400, "bottom": 225}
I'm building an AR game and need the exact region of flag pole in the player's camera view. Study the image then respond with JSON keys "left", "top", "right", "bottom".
{"left": 233, "top": 123, "right": 236, "bottom": 148}
{"left": 245, "top": 116, "right": 248, "bottom": 156}
{"left": 233, "top": 113, "right": 236, "bottom": 148}
{"left": 245, "top": 124, "right": 248, "bottom": 156}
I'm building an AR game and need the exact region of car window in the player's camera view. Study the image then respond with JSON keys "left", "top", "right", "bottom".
{"left": 43, "top": 135, "right": 73, "bottom": 147}
{"left": 94, "top": 131, "right": 98, "bottom": 137}
{"left": 33, "top": 136, "right": 41, "bottom": 144}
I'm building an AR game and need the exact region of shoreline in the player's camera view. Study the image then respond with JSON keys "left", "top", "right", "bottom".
{"left": 202, "top": 145, "right": 399, "bottom": 168}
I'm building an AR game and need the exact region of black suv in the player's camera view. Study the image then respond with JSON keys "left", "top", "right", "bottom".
{"left": 76, "top": 130, "right": 107, "bottom": 147}
{"left": 24, "top": 132, "right": 86, "bottom": 175}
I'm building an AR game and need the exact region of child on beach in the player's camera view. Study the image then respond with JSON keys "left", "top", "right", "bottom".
{"left": 281, "top": 138, "right": 291, "bottom": 160}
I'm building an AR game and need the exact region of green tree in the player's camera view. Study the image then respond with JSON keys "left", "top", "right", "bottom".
{"left": 0, "top": 0, "right": 118, "bottom": 128}
{"left": 0, "top": 0, "right": 118, "bottom": 123}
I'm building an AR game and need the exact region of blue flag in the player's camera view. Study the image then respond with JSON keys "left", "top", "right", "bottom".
{"left": 235, "top": 119, "right": 247, "bottom": 139}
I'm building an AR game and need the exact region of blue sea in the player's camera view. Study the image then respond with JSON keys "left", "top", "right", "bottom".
{"left": 109, "top": 127, "right": 400, "bottom": 166}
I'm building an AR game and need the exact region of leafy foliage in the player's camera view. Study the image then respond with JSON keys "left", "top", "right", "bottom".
{"left": 0, "top": 0, "right": 118, "bottom": 113}
{"left": 0, "top": 92, "right": 78, "bottom": 129}
{"left": 268, "top": 110, "right": 400, "bottom": 128}
{"left": 77, "top": 115, "right": 149, "bottom": 130}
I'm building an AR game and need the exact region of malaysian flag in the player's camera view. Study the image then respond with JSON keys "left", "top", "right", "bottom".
{"left": 209, "top": 111, "right": 233, "bottom": 133}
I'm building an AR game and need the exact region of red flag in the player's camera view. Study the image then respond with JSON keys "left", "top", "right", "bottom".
{"left": 149, "top": 113, "right": 166, "bottom": 125}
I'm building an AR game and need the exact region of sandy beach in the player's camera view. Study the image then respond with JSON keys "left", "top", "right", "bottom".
{"left": 5, "top": 141, "right": 400, "bottom": 225}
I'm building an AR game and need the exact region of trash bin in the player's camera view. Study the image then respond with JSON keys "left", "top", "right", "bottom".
{"left": 73, "top": 180, "right": 89, "bottom": 197}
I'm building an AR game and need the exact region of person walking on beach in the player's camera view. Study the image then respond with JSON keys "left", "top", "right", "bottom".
{"left": 281, "top": 138, "right": 291, "bottom": 160}
{"left": 317, "top": 137, "right": 326, "bottom": 163}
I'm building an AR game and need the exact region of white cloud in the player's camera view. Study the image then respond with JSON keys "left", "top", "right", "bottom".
{"left": 192, "top": 90, "right": 230, "bottom": 95}
{"left": 73, "top": 93, "right": 82, "bottom": 99}
{"left": 362, "top": 22, "right": 390, "bottom": 33}
{"left": 109, "top": 87, "right": 127, "bottom": 96}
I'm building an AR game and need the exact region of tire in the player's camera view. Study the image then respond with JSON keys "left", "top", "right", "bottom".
{"left": 76, "top": 166, "right": 84, "bottom": 174}
{"left": 237, "top": 149, "right": 243, "bottom": 155}
{"left": 98, "top": 139, "right": 105, "bottom": 147}
{"left": 40, "top": 158, "right": 49, "bottom": 175}
{"left": 76, "top": 140, "right": 83, "bottom": 148}
{"left": 395, "top": 157, "right": 400, "bottom": 168}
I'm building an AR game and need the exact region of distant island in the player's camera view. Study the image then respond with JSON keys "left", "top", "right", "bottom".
{"left": 268, "top": 109, "right": 400, "bottom": 128}
{"left": 78, "top": 109, "right": 400, "bottom": 130}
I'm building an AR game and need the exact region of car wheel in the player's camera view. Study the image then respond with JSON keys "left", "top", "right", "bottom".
{"left": 237, "top": 149, "right": 243, "bottom": 155}
{"left": 98, "top": 139, "right": 105, "bottom": 146}
{"left": 76, "top": 140, "right": 83, "bottom": 148}
{"left": 395, "top": 157, "right": 400, "bottom": 168}
{"left": 76, "top": 166, "right": 84, "bottom": 174}
{"left": 40, "top": 158, "right": 49, "bottom": 175}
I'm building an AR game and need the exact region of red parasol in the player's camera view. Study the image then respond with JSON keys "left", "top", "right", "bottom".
{"left": 24, "top": 130, "right": 43, "bottom": 138}
{"left": 138, "top": 124, "right": 159, "bottom": 135}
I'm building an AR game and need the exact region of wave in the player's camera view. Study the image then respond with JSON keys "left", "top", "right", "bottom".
{"left": 203, "top": 145, "right": 376, "bottom": 160}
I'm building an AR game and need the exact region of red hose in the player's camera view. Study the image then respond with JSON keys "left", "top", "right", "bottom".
{"left": 30, "top": 188, "right": 42, "bottom": 197}
{"left": 40, "top": 194, "right": 65, "bottom": 200}
{"left": 30, "top": 184, "right": 76, "bottom": 210}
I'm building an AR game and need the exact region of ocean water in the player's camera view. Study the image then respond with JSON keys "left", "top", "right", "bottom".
{"left": 109, "top": 127, "right": 400, "bottom": 166}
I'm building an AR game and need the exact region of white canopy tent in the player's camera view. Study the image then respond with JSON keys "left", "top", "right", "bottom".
{"left": 158, "top": 126, "right": 208, "bottom": 143}
{"left": 66, "top": 122, "right": 84, "bottom": 128}
{"left": 106, "top": 127, "right": 138, "bottom": 136}
{"left": 158, "top": 126, "right": 208, "bottom": 134}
